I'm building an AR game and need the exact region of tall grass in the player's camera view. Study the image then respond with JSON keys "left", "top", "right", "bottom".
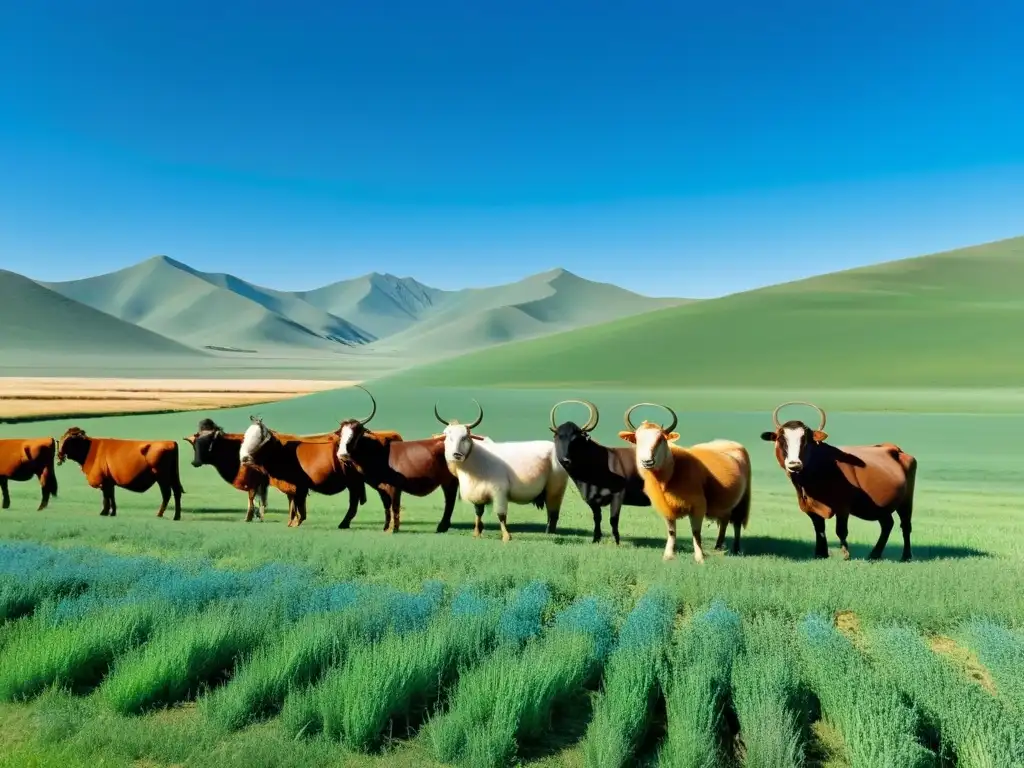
{"left": 0, "top": 602, "right": 156, "bottom": 700}
{"left": 426, "top": 594, "right": 616, "bottom": 767}
{"left": 868, "top": 624, "right": 1024, "bottom": 766}
{"left": 98, "top": 600, "right": 274, "bottom": 714}
{"left": 657, "top": 600, "right": 743, "bottom": 768}
{"left": 957, "top": 618, "right": 1024, "bottom": 713}
{"left": 796, "top": 614, "right": 931, "bottom": 768}
{"left": 730, "top": 614, "right": 805, "bottom": 768}
{"left": 580, "top": 585, "right": 677, "bottom": 768}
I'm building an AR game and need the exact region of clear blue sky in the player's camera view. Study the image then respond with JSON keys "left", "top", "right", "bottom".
{"left": 1, "top": 0, "right": 1022, "bottom": 298}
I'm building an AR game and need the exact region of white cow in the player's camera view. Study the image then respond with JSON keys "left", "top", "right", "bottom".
{"left": 434, "top": 401, "right": 569, "bottom": 542}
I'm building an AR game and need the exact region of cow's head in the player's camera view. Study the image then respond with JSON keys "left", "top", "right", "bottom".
{"left": 185, "top": 418, "right": 223, "bottom": 468}
{"left": 434, "top": 400, "right": 485, "bottom": 464}
{"left": 56, "top": 426, "right": 89, "bottom": 465}
{"left": 760, "top": 401, "right": 828, "bottom": 474}
{"left": 335, "top": 386, "right": 377, "bottom": 463}
{"left": 239, "top": 415, "right": 272, "bottom": 466}
{"left": 618, "top": 402, "right": 679, "bottom": 471}
{"left": 550, "top": 399, "right": 599, "bottom": 467}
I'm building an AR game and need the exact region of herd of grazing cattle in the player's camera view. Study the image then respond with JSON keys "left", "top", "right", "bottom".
{"left": 0, "top": 389, "right": 919, "bottom": 562}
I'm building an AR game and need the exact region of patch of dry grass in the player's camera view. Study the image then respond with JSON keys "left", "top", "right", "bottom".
{"left": 0, "top": 378, "right": 355, "bottom": 418}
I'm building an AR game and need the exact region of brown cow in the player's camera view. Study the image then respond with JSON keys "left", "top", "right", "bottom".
{"left": 759, "top": 401, "right": 918, "bottom": 561}
{"left": 0, "top": 437, "right": 59, "bottom": 510}
{"left": 238, "top": 416, "right": 391, "bottom": 528}
{"left": 56, "top": 427, "right": 184, "bottom": 519}
{"left": 183, "top": 418, "right": 339, "bottom": 522}
{"left": 334, "top": 387, "right": 459, "bottom": 533}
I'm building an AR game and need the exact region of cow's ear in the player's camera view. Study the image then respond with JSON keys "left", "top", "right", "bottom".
{"left": 760, "top": 431, "right": 778, "bottom": 442}
{"left": 812, "top": 431, "right": 828, "bottom": 443}
{"left": 618, "top": 430, "right": 636, "bottom": 443}
{"left": 665, "top": 431, "right": 680, "bottom": 442}
{"left": 183, "top": 435, "right": 196, "bottom": 445}
{"left": 470, "top": 434, "right": 486, "bottom": 441}
{"left": 431, "top": 433, "right": 444, "bottom": 440}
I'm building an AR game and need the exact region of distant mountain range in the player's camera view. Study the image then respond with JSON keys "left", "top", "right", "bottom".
{"left": 1, "top": 256, "right": 688, "bottom": 362}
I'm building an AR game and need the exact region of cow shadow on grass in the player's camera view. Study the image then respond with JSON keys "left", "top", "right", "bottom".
{"left": 430, "top": 521, "right": 992, "bottom": 561}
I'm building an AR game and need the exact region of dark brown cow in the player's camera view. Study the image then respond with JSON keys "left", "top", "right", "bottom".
{"left": 759, "top": 401, "right": 918, "bottom": 561}
{"left": 238, "top": 416, "right": 390, "bottom": 528}
{"left": 56, "top": 427, "right": 184, "bottom": 519}
{"left": 0, "top": 437, "right": 59, "bottom": 510}
{"left": 334, "top": 387, "right": 459, "bottom": 533}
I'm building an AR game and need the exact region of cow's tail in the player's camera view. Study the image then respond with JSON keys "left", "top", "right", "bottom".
{"left": 732, "top": 445, "right": 752, "bottom": 529}
{"left": 170, "top": 444, "right": 185, "bottom": 495}
{"left": 44, "top": 438, "right": 59, "bottom": 498}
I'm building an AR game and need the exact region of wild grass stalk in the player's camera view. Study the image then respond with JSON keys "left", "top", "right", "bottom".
{"left": 797, "top": 614, "right": 931, "bottom": 768}
{"left": 426, "top": 594, "right": 616, "bottom": 767}
{"left": 657, "top": 600, "right": 743, "bottom": 768}
{"left": 730, "top": 614, "right": 805, "bottom": 768}
{"left": 868, "top": 623, "right": 1024, "bottom": 767}
{"left": 580, "top": 585, "right": 677, "bottom": 768}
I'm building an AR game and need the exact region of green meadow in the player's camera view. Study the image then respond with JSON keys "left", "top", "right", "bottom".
{"left": 2, "top": 237, "right": 1023, "bottom": 766}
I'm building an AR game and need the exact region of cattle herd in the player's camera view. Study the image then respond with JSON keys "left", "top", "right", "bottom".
{"left": 0, "top": 389, "right": 919, "bottom": 562}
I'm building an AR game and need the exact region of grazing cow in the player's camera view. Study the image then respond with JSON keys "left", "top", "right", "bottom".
{"left": 0, "top": 437, "right": 58, "bottom": 511}
{"left": 618, "top": 403, "right": 751, "bottom": 562}
{"left": 549, "top": 399, "right": 650, "bottom": 544}
{"left": 56, "top": 427, "right": 184, "bottom": 519}
{"left": 238, "top": 416, "right": 387, "bottom": 528}
{"left": 434, "top": 400, "right": 569, "bottom": 542}
{"left": 335, "top": 387, "right": 461, "bottom": 533}
{"left": 759, "top": 401, "right": 918, "bottom": 561}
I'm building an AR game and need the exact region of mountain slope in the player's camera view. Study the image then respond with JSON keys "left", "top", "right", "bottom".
{"left": 43, "top": 256, "right": 371, "bottom": 353}
{"left": 382, "top": 236, "right": 1024, "bottom": 389}
{"left": 0, "top": 269, "right": 203, "bottom": 356}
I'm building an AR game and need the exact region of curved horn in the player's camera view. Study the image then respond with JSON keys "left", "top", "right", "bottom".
{"left": 354, "top": 385, "right": 377, "bottom": 425}
{"left": 771, "top": 401, "right": 826, "bottom": 431}
{"left": 550, "top": 399, "right": 600, "bottom": 433}
{"left": 467, "top": 399, "right": 484, "bottom": 430}
{"left": 433, "top": 403, "right": 449, "bottom": 426}
{"left": 624, "top": 402, "right": 677, "bottom": 433}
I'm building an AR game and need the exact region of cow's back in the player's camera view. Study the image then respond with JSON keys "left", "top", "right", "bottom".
{"left": 95, "top": 439, "right": 173, "bottom": 485}
{"left": 293, "top": 437, "right": 348, "bottom": 489}
{"left": 836, "top": 444, "right": 910, "bottom": 508}
{"left": 0, "top": 438, "right": 52, "bottom": 477}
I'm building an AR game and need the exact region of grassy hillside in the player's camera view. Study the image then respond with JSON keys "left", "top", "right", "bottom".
{"left": 383, "top": 236, "right": 1024, "bottom": 389}
{"left": 0, "top": 269, "right": 203, "bottom": 358}
{"left": 36, "top": 257, "right": 686, "bottom": 363}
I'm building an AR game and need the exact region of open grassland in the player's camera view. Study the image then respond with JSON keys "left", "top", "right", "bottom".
{"left": 1, "top": 383, "right": 1023, "bottom": 766}
{"left": 385, "top": 236, "right": 1024, "bottom": 389}
{"left": 0, "top": 377, "right": 355, "bottom": 420}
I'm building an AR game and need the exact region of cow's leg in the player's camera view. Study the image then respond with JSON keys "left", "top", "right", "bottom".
{"left": 869, "top": 513, "right": 894, "bottom": 560}
{"left": 494, "top": 492, "right": 512, "bottom": 542}
{"left": 663, "top": 517, "right": 677, "bottom": 561}
{"left": 810, "top": 514, "right": 828, "bottom": 558}
{"left": 294, "top": 489, "right": 309, "bottom": 527}
{"left": 545, "top": 471, "right": 569, "bottom": 534}
{"left": 0, "top": 478, "right": 9, "bottom": 510}
{"left": 172, "top": 480, "right": 182, "bottom": 521}
{"left": 730, "top": 484, "right": 750, "bottom": 555}
{"left": 245, "top": 489, "right": 256, "bottom": 522}
{"left": 714, "top": 519, "right": 728, "bottom": 550}
{"left": 689, "top": 516, "right": 706, "bottom": 564}
{"left": 107, "top": 483, "right": 118, "bottom": 517}
{"left": 589, "top": 501, "right": 603, "bottom": 543}
{"left": 258, "top": 483, "right": 268, "bottom": 521}
{"left": 37, "top": 468, "right": 53, "bottom": 511}
{"left": 380, "top": 487, "right": 399, "bottom": 533}
{"left": 286, "top": 494, "right": 297, "bottom": 527}
{"left": 896, "top": 502, "right": 913, "bottom": 562}
{"left": 473, "top": 503, "right": 485, "bottom": 538}
{"left": 609, "top": 493, "right": 623, "bottom": 545}
{"left": 156, "top": 480, "right": 171, "bottom": 518}
{"left": 436, "top": 481, "right": 457, "bottom": 533}
{"left": 337, "top": 486, "right": 360, "bottom": 529}
{"left": 835, "top": 512, "right": 852, "bottom": 560}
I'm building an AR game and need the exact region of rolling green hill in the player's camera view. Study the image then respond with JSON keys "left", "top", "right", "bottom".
{"left": 36, "top": 257, "right": 687, "bottom": 362}
{"left": 0, "top": 269, "right": 203, "bottom": 358}
{"left": 383, "top": 236, "right": 1024, "bottom": 389}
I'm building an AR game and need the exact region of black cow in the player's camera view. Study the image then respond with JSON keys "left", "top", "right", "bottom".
{"left": 549, "top": 399, "right": 650, "bottom": 544}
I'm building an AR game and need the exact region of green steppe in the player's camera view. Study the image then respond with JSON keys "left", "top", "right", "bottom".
{"left": 1, "top": 236, "right": 1023, "bottom": 767}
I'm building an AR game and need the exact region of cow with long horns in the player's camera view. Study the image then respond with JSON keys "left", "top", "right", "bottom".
{"left": 760, "top": 401, "right": 918, "bottom": 561}
{"left": 336, "top": 387, "right": 468, "bottom": 533}
{"left": 549, "top": 399, "right": 650, "bottom": 544}
{"left": 619, "top": 403, "right": 752, "bottom": 562}
{"left": 434, "top": 400, "right": 569, "bottom": 542}
{"left": 238, "top": 416, "right": 387, "bottom": 528}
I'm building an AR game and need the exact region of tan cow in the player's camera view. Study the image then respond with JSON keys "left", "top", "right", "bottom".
{"left": 0, "top": 437, "right": 58, "bottom": 510}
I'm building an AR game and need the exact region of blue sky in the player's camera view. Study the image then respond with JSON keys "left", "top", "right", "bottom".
{"left": 1, "top": 0, "right": 1022, "bottom": 298}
